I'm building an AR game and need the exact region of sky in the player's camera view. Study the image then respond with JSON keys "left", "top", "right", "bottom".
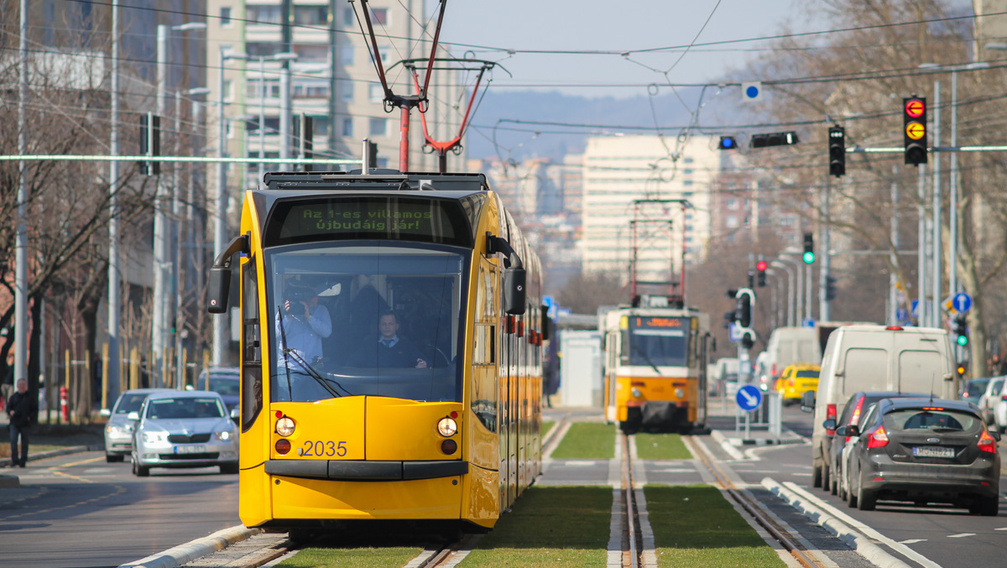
{"left": 435, "top": 0, "right": 820, "bottom": 99}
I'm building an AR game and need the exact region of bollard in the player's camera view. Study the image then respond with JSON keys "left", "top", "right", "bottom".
{"left": 60, "top": 385, "right": 69, "bottom": 422}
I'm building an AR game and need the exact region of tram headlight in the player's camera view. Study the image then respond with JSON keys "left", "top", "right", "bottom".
{"left": 437, "top": 417, "right": 458, "bottom": 437}
{"left": 275, "top": 416, "right": 296, "bottom": 437}
{"left": 674, "top": 388, "right": 685, "bottom": 399}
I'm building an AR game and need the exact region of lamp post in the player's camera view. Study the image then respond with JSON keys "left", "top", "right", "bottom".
{"left": 770, "top": 260, "right": 795, "bottom": 327}
{"left": 919, "top": 61, "right": 989, "bottom": 303}
{"left": 173, "top": 87, "right": 209, "bottom": 388}
{"left": 253, "top": 52, "right": 298, "bottom": 183}
{"left": 213, "top": 48, "right": 248, "bottom": 366}
{"left": 774, "top": 256, "right": 803, "bottom": 325}
{"left": 153, "top": 22, "right": 206, "bottom": 387}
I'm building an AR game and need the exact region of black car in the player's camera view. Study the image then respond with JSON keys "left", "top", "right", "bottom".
{"left": 840, "top": 397, "right": 1000, "bottom": 515}
{"left": 824, "top": 391, "right": 927, "bottom": 495}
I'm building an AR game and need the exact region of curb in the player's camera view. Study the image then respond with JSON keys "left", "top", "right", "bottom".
{"left": 735, "top": 437, "right": 804, "bottom": 446}
{"left": 118, "top": 525, "right": 262, "bottom": 568}
{"left": 0, "top": 444, "right": 101, "bottom": 469}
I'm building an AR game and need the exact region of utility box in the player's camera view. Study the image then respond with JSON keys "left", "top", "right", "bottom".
{"left": 560, "top": 330, "right": 603, "bottom": 407}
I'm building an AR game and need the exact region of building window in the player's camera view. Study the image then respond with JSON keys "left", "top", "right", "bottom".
{"left": 726, "top": 197, "right": 739, "bottom": 210}
{"left": 726, "top": 215, "right": 739, "bottom": 228}
{"left": 247, "top": 5, "right": 281, "bottom": 24}
{"left": 220, "top": 7, "right": 232, "bottom": 26}
{"left": 369, "top": 118, "right": 387, "bottom": 136}
{"left": 341, "top": 45, "right": 354, "bottom": 65}
{"left": 223, "top": 80, "right": 234, "bottom": 102}
{"left": 246, "top": 42, "right": 281, "bottom": 57}
{"left": 295, "top": 44, "right": 328, "bottom": 62}
{"left": 369, "top": 82, "right": 383, "bottom": 102}
{"left": 294, "top": 5, "right": 328, "bottom": 26}
{"left": 378, "top": 45, "right": 390, "bottom": 63}
{"left": 370, "top": 8, "right": 389, "bottom": 25}
{"left": 341, "top": 83, "right": 354, "bottom": 102}
{"left": 342, "top": 117, "right": 353, "bottom": 137}
{"left": 343, "top": 6, "right": 355, "bottom": 26}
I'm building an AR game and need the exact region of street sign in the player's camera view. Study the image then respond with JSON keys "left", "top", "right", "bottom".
{"left": 911, "top": 299, "right": 919, "bottom": 318}
{"left": 952, "top": 292, "right": 972, "bottom": 313}
{"left": 803, "top": 318, "right": 815, "bottom": 328}
{"left": 736, "top": 384, "right": 763, "bottom": 412}
{"left": 896, "top": 306, "right": 910, "bottom": 325}
{"left": 728, "top": 322, "right": 741, "bottom": 341}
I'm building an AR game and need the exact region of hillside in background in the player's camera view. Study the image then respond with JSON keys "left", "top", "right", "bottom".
{"left": 461, "top": 86, "right": 752, "bottom": 161}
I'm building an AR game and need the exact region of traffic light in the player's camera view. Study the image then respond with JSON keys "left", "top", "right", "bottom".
{"left": 756, "top": 260, "right": 768, "bottom": 287}
{"left": 825, "top": 275, "right": 838, "bottom": 301}
{"left": 802, "top": 232, "right": 815, "bottom": 264}
{"left": 829, "top": 125, "right": 845, "bottom": 177}
{"left": 740, "top": 329, "right": 756, "bottom": 350}
{"left": 139, "top": 112, "right": 161, "bottom": 176}
{"left": 747, "top": 270, "right": 755, "bottom": 289}
{"left": 736, "top": 288, "right": 755, "bottom": 329}
{"left": 956, "top": 361, "right": 968, "bottom": 377}
{"left": 903, "top": 96, "right": 927, "bottom": 166}
{"left": 953, "top": 313, "right": 968, "bottom": 347}
{"left": 718, "top": 136, "right": 738, "bottom": 150}
{"left": 750, "top": 131, "right": 800, "bottom": 148}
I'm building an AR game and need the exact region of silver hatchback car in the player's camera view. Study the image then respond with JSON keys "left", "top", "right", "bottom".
{"left": 129, "top": 390, "right": 239, "bottom": 476}
{"left": 102, "top": 388, "right": 173, "bottom": 463}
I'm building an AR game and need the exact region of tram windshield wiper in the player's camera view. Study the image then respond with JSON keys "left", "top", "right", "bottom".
{"left": 282, "top": 349, "right": 353, "bottom": 397}
{"left": 632, "top": 344, "right": 662, "bottom": 375}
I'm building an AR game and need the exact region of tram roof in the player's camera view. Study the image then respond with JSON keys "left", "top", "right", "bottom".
{"left": 260, "top": 170, "right": 489, "bottom": 195}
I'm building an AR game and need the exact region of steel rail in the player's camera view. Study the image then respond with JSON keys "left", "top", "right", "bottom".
{"left": 621, "top": 433, "right": 642, "bottom": 568}
{"left": 684, "top": 437, "right": 824, "bottom": 568}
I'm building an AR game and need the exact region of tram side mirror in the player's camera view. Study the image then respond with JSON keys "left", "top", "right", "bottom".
{"left": 503, "top": 267, "right": 526, "bottom": 315}
{"left": 208, "top": 265, "right": 231, "bottom": 314}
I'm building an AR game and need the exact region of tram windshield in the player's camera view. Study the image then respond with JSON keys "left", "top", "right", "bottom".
{"left": 625, "top": 316, "right": 692, "bottom": 368}
{"left": 266, "top": 242, "right": 468, "bottom": 403}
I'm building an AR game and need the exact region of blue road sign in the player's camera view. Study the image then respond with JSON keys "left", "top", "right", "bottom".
{"left": 896, "top": 306, "right": 910, "bottom": 325}
{"left": 736, "top": 384, "right": 763, "bottom": 411}
{"left": 953, "top": 292, "right": 972, "bottom": 313}
{"left": 911, "top": 299, "right": 919, "bottom": 318}
{"left": 728, "top": 322, "right": 741, "bottom": 341}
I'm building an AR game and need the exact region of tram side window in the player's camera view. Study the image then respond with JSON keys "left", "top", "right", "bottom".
{"left": 241, "top": 259, "right": 263, "bottom": 430}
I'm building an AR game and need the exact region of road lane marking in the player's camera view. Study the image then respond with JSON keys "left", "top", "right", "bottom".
{"left": 948, "top": 533, "right": 975, "bottom": 538}
{"left": 60, "top": 456, "right": 105, "bottom": 468}
{"left": 899, "top": 539, "right": 927, "bottom": 544}
{"left": 0, "top": 484, "right": 125, "bottom": 521}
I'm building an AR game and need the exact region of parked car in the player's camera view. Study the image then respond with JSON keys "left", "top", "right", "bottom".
{"left": 129, "top": 390, "right": 239, "bottom": 476}
{"left": 100, "top": 388, "right": 172, "bottom": 463}
{"left": 774, "top": 364, "right": 820, "bottom": 405}
{"left": 839, "top": 397, "right": 1000, "bottom": 515}
{"left": 976, "top": 376, "right": 1005, "bottom": 425}
{"left": 993, "top": 380, "right": 1007, "bottom": 433}
{"left": 826, "top": 391, "right": 927, "bottom": 495}
{"left": 194, "top": 366, "right": 240, "bottom": 416}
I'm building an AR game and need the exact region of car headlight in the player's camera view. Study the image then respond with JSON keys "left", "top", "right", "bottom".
{"left": 142, "top": 431, "right": 169, "bottom": 445}
{"left": 215, "top": 430, "right": 234, "bottom": 441}
{"left": 106, "top": 424, "right": 126, "bottom": 436}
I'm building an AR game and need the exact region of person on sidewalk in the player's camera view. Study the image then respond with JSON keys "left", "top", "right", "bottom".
{"left": 7, "top": 378, "right": 37, "bottom": 468}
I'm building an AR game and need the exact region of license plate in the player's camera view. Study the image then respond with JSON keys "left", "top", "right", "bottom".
{"left": 174, "top": 445, "right": 206, "bottom": 454}
{"left": 913, "top": 446, "right": 955, "bottom": 458}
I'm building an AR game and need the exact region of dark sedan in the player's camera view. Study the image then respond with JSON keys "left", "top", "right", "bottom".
{"left": 840, "top": 398, "right": 1000, "bottom": 515}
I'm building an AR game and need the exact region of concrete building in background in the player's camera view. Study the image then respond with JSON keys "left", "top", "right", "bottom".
{"left": 580, "top": 135, "right": 718, "bottom": 291}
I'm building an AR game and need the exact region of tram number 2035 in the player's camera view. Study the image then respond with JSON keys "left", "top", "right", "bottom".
{"left": 299, "top": 440, "right": 348, "bottom": 457}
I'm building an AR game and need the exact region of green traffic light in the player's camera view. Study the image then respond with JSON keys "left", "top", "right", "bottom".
{"left": 803, "top": 251, "right": 815, "bottom": 264}
{"left": 956, "top": 334, "right": 968, "bottom": 346}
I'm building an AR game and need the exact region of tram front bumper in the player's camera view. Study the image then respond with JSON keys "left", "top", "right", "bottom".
{"left": 639, "top": 401, "right": 686, "bottom": 425}
{"left": 264, "top": 459, "right": 468, "bottom": 481}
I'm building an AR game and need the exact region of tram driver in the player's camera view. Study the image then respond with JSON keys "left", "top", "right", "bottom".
{"left": 349, "top": 311, "right": 428, "bottom": 369}
{"left": 276, "top": 281, "right": 332, "bottom": 370}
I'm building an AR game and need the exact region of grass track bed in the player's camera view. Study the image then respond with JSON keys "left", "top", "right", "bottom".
{"left": 550, "top": 422, "right": 615, "bottom": 459}
{"left": 634, "top": 432, "right": 691, "bottom": 460}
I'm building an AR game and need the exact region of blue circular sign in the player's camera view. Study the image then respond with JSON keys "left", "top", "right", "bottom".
{"left": 736, "top": 384, "right": 763, "bottom": 411}
{"left": 953, "top": 292, "right": 972, "bottom": 313}
{"left": 745, "top": 85, "right": 760, "bottom": 99}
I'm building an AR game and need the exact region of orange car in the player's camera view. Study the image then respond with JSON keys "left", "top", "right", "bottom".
{"left": 775, "top": 363, "right": 820, "bottom": 405}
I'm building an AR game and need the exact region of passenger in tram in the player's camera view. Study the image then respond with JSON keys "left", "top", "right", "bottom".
{"left": 349, "top": 311, "right": 428, "bottom": 369}
{"left": 276, "top": 281, "right": 332, "bottom": 370}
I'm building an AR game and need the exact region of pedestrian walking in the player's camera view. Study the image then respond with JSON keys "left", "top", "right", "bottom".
{"left": 7, "top": 378, "right": 37, "bottom": 467}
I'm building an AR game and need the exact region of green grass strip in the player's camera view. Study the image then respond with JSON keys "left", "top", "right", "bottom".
{"left": 276, "top": 546, "right": 421, "bottom": 567}
{"left": 550, "top": 422, "right": 615, "bottom": 459}
{"left": 645, "top": 485, "right": 785, "bottom": 568}
{"left": 541, "top": 420, "right": 554, "bottom": 437}
{"left": 634, "top": 432, "right": 692, "bottom": 460}
{"left": 463, "top": 486, "right": 612, "bottom": 567}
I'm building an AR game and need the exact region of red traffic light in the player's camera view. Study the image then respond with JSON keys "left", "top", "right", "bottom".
{"left": 904, "top": 98, "right": 925, "bottom": 118}
{"left": 756, "top": 260, "right": 768, "bottom": 271}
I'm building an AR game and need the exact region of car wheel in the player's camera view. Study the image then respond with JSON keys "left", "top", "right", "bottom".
{"left": 812, "top": 463, "right": 822, "bottom": 488}
{"left": 131, "top": 455, "right": 150, "bottom": 477}
{"left": 106, "top": 453, "right": 124, "bottom": 463}
{"left": 837, "top": 475, "right": 847, "bottom": 501}
{"left": 829, "top": 465, "right": 838, "bottom": 495}
{"left": 856, "top": 481, "right": 876, "bottom": 511}
{"left": 969, "top": 499, "right": 999, "bottom": 517}
{"left": 821, "top": 461, "right": 831, "bottom": 491}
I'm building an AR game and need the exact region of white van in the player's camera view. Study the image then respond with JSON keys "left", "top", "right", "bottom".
{"left": 804, "top": 324, "right": 955, "bottom": 489}
{"left": 761, "top": 327, "right": 821, "bottom": 391}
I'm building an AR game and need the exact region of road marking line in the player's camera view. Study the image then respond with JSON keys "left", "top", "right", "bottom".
{"left": 948, "top": 533, "right": 975, "bottom": 538}
{"left": 60, "top": 456, "right": 105, "bottom": 468}
{"left": 899, "top": 539, "right": 927, "bottom": 544}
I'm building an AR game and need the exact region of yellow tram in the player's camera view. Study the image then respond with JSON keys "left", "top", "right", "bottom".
{"left": 602, "top": 300, "right": 711, "bottom": 434}
{"left": 208, "top": 169, "right": 544, "bottom": 531}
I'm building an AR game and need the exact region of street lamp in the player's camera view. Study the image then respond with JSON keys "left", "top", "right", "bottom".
{"left": 252, "top": 52, "right": 298, "bottom": 184}
{"left": 770, "top": 260, "right": 796, "bottom": 327}
{"left": 213, "top": 48, "right": 248, "bottom": 366}
{"left": 153, "top": 22, "right": 207, "bottom": 387}
{"left": 918, "top": 61, "right": 989, "bottom": 301}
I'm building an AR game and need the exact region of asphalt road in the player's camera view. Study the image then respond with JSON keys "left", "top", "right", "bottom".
{"left": 0, "top": 451, "right": 239, "bottom": 568}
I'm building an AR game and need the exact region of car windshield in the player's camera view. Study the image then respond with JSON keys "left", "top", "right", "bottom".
{"left": 114, "top": 393, "right": 150, "bottom": 414}
{"left": 963, "top": 380, "right": 988, "bottom": 398}
{"left": 796, "top": 370, "right": 819, "bottom": 379}
{"left": 886, "top": 408, "right": 980, "bottom": 432}
{"left": 146, "top": 398, "right": 226, "bottom": 419}
{"left": 267, "top": 242, "right": 467, "bottom": 403}
{"left": 197, "top": 376, "right": 240, "bottom": 396}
